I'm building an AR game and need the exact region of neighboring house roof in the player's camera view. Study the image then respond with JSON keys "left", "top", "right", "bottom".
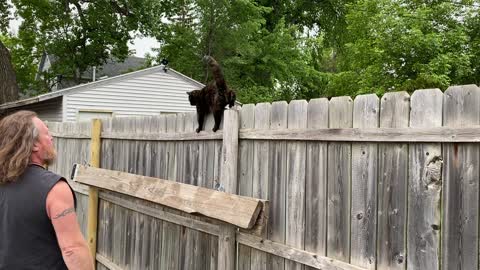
{"left": 84, "top": 56, "right": 147, "bottom": 80}
{"left": 37, "top": 52, "right": 147, "bottom": 81}
{"left": 1, "top": 65, "right": 204, "bottom": 110}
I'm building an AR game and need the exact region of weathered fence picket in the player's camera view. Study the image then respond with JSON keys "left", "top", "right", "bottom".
{"left": 305, "top": 98, "right": 329, "bottom": 270}
{"left": 351, "top": 94, "right": 379, "bottom": 269}
{"left": 238, "top": 104, "right": 255, "bottom": 270}
{"left": 377, "top": 92, "right": 410, "bottom": 270}
{"left": 407, "top": 89, "right": 443, "bottom": 270}
{"left": 286, "top": 100, "right": 308, "bottom": 270}
{"left": 267, "top": 101, "right": 288, "bottom": 269}
{"left": 251, "top": 103, "right": 270, "bottom": 270}
{"left": 442, "top": 85, "right": 480, "bottom": 270}
{"left": 327, "top": 96, "right": 353, "bottom": 262}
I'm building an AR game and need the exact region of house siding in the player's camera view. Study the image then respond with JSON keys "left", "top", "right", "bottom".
{"left": 6, "top": 97, "right": 63, "bottom": 122}
{"left": 64, "top": 70, "right": 198, "bottom": 122}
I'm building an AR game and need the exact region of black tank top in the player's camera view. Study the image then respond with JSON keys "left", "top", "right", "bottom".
{"left": 0, "top": 164, "right": 76, "bottom": 270}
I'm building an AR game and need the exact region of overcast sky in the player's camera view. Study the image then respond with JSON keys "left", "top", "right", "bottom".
{"left": 128, "top": 35, "right": 160, "bottom": 58}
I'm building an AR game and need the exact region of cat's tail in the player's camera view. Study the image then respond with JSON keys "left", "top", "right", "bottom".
{"left": 204, "top": 56, "right": 227, "bottom": 92}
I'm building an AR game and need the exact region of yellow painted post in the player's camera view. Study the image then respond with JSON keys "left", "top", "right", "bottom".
{"left": 87, "top": 119, "right": 101, "bottom": 268}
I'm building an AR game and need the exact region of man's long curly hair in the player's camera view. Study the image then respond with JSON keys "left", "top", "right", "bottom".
{"left": 0, "top": 110, "right": 38, "bottom": 184}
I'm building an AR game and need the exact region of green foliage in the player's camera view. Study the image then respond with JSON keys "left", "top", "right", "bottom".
{"left": 335, "top": 0, "right": 478, "bottom": 96}
{"left": 8, "top": 0, "right": 170, "bottom": 94}
{"left": 466, "top": 3, "right": 480, "bottom": 85}
{"left": 0, "top": 33, "right": 42, "bottom": 96}
{"left": 0, "top": 1, "right": 10, "bottom": 34}
{"left": 155, "top": 0, "right": 331, "bottom": 103}
{"left": 4, "top": 0, "right": 480, "bottom": 102}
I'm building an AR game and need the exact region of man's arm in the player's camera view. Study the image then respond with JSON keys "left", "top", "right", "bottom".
{"left": 46, "top": 180, "right": 94, "bottom": 270}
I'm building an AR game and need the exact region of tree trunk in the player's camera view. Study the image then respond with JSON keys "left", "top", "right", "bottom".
{"left": 0, "top": 40, "right": 19, "bottom": 105}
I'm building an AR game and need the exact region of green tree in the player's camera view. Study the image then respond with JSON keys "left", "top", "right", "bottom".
{"left": 10, "top": 0, "right": 171, "bottom": 93}
{"left": 466, "top": 2, "right": 480, "bottom": 85}
{"left": 154, "top": 0, "right": 203, "bottom": 80}
{"left": 0, "top": 1, "right": 10, "bottom": 32}
{"left": 255, "top": 0, "right": 355, "bottom": 47}
{"left": 333, "top": 0, "right": 478, "bottom": 96}
{"left": 155, "top": 0, "right": 330, "bottom": 103}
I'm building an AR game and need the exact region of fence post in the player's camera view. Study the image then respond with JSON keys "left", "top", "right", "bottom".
{"left": 218, "top": 109, "right": 239, "bottom": 270}
{"left": 87, "top": 119, "right": 101, "bottom": 268}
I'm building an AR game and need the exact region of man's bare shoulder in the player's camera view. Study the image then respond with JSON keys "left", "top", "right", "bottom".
{"left": 46, "top": 180, "right": 75, "bottom": 219}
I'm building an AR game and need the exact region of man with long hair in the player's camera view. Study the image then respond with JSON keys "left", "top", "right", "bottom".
{"left": 0, "top": 111, "right": 93, "bottom": 270}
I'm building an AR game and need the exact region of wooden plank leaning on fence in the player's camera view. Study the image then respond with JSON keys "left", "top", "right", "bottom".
{"left": 73, "top": 164, "right": 367, "bottom": 270}
{"left": 72, "top": 164, "right": 267, "bottom": 270}
{"left": 73, "top": 164, "right": 263, "bottom": 230}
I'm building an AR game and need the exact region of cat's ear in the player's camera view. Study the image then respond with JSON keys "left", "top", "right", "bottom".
{"left": 186, "top": 91, "right": 191, "bottom": 95}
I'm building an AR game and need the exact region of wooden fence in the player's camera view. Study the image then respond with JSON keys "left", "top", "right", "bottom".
{"left": 47, "top": 84, "right": 480, "bottom": 270}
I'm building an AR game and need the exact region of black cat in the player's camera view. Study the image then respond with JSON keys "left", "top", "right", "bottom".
{"left": 187, "top": 56, "right": 236, "bottom": 133}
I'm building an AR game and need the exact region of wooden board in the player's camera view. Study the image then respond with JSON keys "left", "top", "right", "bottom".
{"left": 73, "top": 165, "right": 263, "bottom": 229}
{"left": 219, "top": 109, "right": 240, "bottom": 194}
{"left": 100, "top": 130, "right": 222, "bottom": 141}
{"left": 377, "top": 91, "right": 410, "bottom": 270}
{"left": 267, "top": 101, "right": 288, "bottom": 269}
{"left": 239, "top": 126, "right": 480, "bottom": 142}
{"left": 154, "top": 115, "right": 168, "bottom": 179}
{"left": 286, "top": 100, "right": 308, "bottom": 270}
{"left": 327, "top": 96, "right": 353, "bottom": 262}
{"left": 305, "top": 98, "right": 329, "bottom": 270}
{"left": 99, "top": 191, "right": 220, "bottom": 236}
{"left": 148, "top": 115, "right": 167, "bottom": 268}
{"left": 237, "top": 233, "right": 368, "bottom": 270}
{"left": 97, "top": 253, "right": 123, "bottom": 270}
{"left": 251, "top": 102, "right": 271, "bottom": 269}
{"left": 139, "top": 116, "right": 157, "bottom": 177}
{"left": 350, "top": 94, "right": 379, "bottom": 269}
{"left": 200, "top": 112, "right": 219, "bottom": 270}
{"left": 161, "top": 114, "right": 181, "bottom": 270}
{"left": 182, "top": 112, "right": 200, "bottom": 270}
{"left": 166, "top": 114, "right": 177, "bottom": 181}
{"left": 407, "top": 89, "right": 443, "bottom": 270}
{"left": 217, "top": 109, "right": 240, "bottom": 270}
{"left": 75, "top": 193, "right": 89, "bottom": 236}
{"left": 238, "top": 104, "right": 256, "bottom": 270}
{"left": 212, "top": 114, "right": 222, "bottom": 270}
{"left": 97, "top": 192, "right": 115, "bottom": 263}
{"left": 442, "top": 85, "right": 480, "bottom": 270}
{"left": 111, "top": 198, "right": 127, "bottom": 267}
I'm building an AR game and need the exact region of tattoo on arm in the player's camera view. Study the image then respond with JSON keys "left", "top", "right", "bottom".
{"left": 53, "top": 207, "right": 75, "bottom": 219}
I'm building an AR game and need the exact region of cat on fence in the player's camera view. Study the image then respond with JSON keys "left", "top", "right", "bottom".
{"left": 187, "top": 56, "right": 236, "bottom": 133}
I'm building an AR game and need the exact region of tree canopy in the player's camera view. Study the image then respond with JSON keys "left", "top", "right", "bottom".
{"left": 2, "top": 0, "right": 480, "bottom": 104}
{"left": 332, "top": 0, "right": 479, "bottom": 96}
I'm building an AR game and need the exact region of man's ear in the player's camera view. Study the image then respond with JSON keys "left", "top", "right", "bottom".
{"left": 32, "top": 141, "right": 40, "bottom": 152}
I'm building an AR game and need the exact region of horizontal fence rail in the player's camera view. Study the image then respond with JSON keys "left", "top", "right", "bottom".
{"left": 53, "top": 126, "right": 480, "bottom": 142}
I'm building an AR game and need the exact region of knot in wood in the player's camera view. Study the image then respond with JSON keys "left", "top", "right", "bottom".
{"left": 394, "top": 253, "right": 404, "bottom": 264}
{"left": 426, "top": 156, "right": 443, "bottom": 186}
